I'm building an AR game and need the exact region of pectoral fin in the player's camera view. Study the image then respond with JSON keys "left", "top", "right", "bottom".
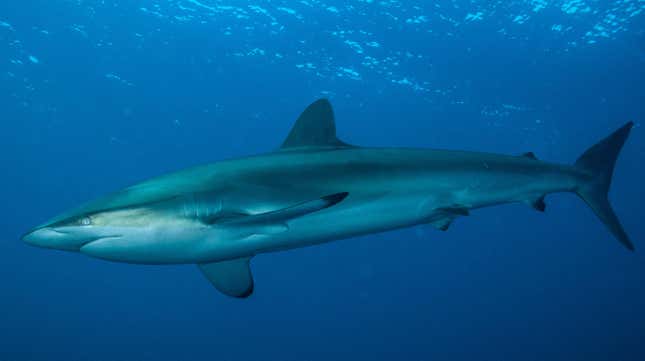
{"left": 219, "top": 192, "right": 349, "bottom": 231}
{"left": 198, "top": 257, "right": 254, "bottom": 298}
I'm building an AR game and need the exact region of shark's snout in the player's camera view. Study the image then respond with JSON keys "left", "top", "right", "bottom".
{"left": 22, "top": 227, "right": 82, "bottom": 251}
{"left": 21, "top": 228, "right": 42, "bottom": 246}
{"left": 22, "top": 226, "right": 113, "bottom": 252}
{"left": 22, "top": 228, "right": 56, "bottom": 246}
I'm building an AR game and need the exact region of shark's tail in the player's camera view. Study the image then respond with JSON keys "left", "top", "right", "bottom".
{"left": 574, "top": 121, "right": 634, "bottom": 251}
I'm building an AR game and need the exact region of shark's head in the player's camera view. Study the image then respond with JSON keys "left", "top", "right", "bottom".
{"left": 22, "top": 206, "right": 150, "bottom": 253}
{"left": 21, "top": 183, "right": 210, "bottom": 264}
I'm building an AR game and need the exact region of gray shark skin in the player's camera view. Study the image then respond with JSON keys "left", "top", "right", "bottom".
{"left": 23, "top": 99, "right": 634, "bottom": 298}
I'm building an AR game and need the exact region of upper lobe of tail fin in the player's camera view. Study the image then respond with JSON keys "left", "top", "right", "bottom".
{"left": 574, "top": 122, "right": 634, "bottom": 251}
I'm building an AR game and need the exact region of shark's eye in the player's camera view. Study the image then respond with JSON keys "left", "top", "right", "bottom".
{"left": 79, "top": 217, "right": 91, "bottom": 226}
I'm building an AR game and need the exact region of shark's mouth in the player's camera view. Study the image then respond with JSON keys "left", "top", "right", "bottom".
{"left": 79, "top": 235, "right": 123, "bottom": 248}
{"left": 79, "top": 234, "right": 156, "bottom": 264}
{"left": 49, "top": 226, "right": 123, "bottom": 245}
{"left": 22, "top": 226, "right": 123, "bottom": 252}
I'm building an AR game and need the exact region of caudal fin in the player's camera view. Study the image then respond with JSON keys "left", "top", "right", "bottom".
{"left": 574, "top": 121, "right": 634, "bottom": 251}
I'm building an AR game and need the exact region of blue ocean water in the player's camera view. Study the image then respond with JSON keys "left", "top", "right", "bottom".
{"left": 2, "top": 1, "right": 645, "bottom": 360}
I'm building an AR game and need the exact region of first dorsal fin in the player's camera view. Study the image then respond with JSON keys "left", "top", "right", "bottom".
{"left": 280, "top": 99, "right": 351, "bottom": 149}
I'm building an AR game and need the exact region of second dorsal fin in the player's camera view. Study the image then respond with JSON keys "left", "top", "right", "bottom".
{"left": 521, "top": 152, "right": 538, "bottom": 160}
{"left": 280, "top": 99, "right": 351, "bottom": 150}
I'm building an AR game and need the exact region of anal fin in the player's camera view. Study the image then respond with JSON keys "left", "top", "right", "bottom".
{"left": 428, "top": 206, "right": 470, "bottom": 231}
{"left": 429, "top": 217, "right": 453, "bottom": 231}
{"left": 437, "top": 206, "right": 469, "bottom": 217}
{"left": 527, "top": 196, "right": 546, "bottom": 212}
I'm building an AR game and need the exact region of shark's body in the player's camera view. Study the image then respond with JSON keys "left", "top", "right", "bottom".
{"left": 23, "top": 99, "right": 634, "bottom": 298}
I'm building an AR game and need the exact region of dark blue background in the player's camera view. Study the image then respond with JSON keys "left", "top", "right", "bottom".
{"left": 2, "top": 1, "right": 644, "bottom": 360}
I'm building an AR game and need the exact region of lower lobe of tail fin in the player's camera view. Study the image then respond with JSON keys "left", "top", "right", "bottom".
{"left": 574, "top": 122, "right": 634, "bottom": 251}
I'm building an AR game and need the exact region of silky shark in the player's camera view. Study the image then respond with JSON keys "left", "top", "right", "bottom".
{"left": 23, "top": 99, "right": 634, "bottom": 298}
